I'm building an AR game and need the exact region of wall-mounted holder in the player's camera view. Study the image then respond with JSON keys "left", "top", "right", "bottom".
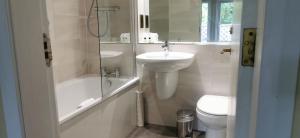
{"left": 220, "top": 48, "right": 232, "bottom": 55}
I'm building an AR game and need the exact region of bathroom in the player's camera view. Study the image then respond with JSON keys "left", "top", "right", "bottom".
{"left": 45, "top": 0, "right": 237, "bottom": 137}
{"left": 1, "top": 0, "right": 300, "bottom": 138}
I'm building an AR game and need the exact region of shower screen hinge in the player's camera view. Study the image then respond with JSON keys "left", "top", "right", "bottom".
{"left": 43, "top": 33, "right": 53, "bottom": 67}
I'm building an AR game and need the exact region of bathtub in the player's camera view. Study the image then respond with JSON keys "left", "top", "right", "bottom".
{"left": 55, "top": 75, "right": 139, "bottom": 124}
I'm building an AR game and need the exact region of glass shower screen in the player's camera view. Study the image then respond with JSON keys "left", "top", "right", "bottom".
{"left": 88, "top": 0, "right": 135, "bottom": 97}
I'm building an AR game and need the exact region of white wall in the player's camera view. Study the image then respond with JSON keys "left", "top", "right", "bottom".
{"left": 137, "top": 44, "right": 232, "bottom": 127}
{"left": 46, "top": 0, "right": 89, "bottom": 84}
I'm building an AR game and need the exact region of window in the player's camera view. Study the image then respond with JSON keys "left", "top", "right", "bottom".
{"left": 201, "top": 0, "right": 233, "bottom": 42}
{"left": 201, "top": 3, "right": 209, "bottom": 42}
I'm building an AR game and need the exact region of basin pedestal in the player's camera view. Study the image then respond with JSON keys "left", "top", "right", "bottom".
{"left": 155, "top": 72, "right": 178, "bottom": 99}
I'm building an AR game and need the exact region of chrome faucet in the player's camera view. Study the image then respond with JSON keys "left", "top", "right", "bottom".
{"left": 161, "top": 41, "right": 170, "bottom": 55}
{"left": 101, "top": 67, "right": 120, "bottom": 78}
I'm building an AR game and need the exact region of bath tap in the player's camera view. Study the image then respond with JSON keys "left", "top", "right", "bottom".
{"left": 161, "top": 41, "right": 169, "bottom": 56}
{"left": 102, "top": 67, "right": 120, "bottom": 78}
{"left": 101, "top": 67, "right": 108, "bottom": 77}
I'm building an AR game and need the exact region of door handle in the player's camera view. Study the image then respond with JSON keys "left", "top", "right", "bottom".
{"left": 220, "top": 48, "right": 232, "bottom": 55}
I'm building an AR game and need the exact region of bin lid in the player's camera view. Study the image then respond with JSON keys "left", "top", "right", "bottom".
{"left": 177, "top": 109, "right": 194, "bottom": 117}
{"left": 177, "top": 110, "right": 194, "bottom": 122}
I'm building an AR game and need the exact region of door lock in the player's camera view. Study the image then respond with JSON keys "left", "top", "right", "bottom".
{"left": 242, "top": 28, "right": 256, "bottom": 66}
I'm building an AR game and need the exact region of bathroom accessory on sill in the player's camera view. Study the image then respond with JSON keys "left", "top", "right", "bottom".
{"left": 139, "top": 32, "right": 159, "bottom": 43}
{"left": 196, "top": 95, "right": 229, "bottom": 138}
{"left": 120, "top": 33, "right": 131, "bottom": 43}
{"left": 136, "top": 52, "right": 194, "bottom": 99}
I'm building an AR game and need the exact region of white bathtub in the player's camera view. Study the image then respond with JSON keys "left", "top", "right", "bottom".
{"left": 55, "top": 75, "right": 139, "bottom": 124}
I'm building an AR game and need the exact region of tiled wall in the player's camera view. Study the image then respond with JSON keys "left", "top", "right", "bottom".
{"left": 87, "top": 43, "right": 134, "bottom": 77}
{"left": 137, "top": 44, "right": 233, "bottom": 127}
{"left": 47, "top": 0, "right": 133, "bottom": 83}
{"left": 97, "top": 0, "right": 131, "bottom": 42}
{"left": 85, "top": 0, "right": 133, "bottom": 76}
{"left": 47, "top": 0, "right": 88, "bottom": 84}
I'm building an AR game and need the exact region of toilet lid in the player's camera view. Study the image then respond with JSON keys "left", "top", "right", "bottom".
{"left": 197, "top": 95, "right": 229, "bottom": 116}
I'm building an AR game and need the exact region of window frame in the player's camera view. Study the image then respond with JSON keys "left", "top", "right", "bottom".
{"left": 202, "top": 0, "right": 233, "bottom": 42}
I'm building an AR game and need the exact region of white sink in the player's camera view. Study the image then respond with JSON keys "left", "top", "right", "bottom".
{"left": 136, "top": 52, "right": 194, "bottom": 99}
{"left": 101, "top": 51, "right": 123, "bottom": 59}
{"left": 136, "top": 52, "right": 194, "bottom": 72}
{"left": 100, "top": 51, "right": 123, "bottom": 67}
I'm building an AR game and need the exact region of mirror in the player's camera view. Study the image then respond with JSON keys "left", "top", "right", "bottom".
{"left": 138, "top": 0, "right": 234, "bottom": 43}
{"left": 93, "top": 0, "right": 132, "bottom": 43}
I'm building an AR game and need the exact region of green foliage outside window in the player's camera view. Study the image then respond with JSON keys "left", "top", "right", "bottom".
{"left": 202, "top": 3, "right": 209, "bottom": 24}
{"left": 220, "top": 2, "right": 234, "bottom": 24}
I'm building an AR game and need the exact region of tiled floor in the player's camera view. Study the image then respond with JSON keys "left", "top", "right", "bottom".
{"left": 127, "top": 124, "right": 205, "bottom": 138}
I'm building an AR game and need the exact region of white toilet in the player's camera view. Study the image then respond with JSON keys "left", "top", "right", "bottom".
{"left": 196, "top": 95, "right": 229, "bottom": 138}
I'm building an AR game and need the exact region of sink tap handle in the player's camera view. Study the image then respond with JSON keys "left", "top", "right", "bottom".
{"left": 161, "top": 41, "right": 169, "bottom": 49}
{"left": 164, "top": 41, "right": 169, "bottom": 46}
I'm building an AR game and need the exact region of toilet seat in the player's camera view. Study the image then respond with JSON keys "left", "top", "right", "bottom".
{"left": 196, "top": 95, "right": 229, "bottom": 116}
{"left": 196, "top": 95, "right": 229, "bottom": 138}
